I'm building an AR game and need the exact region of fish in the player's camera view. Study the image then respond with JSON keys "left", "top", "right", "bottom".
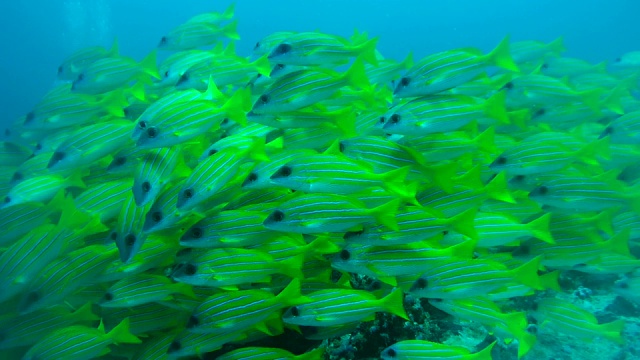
{"left": 381, "top": 340, "right": 495, "bottom": 360}
{"left": 394, "top": 35, "right": 519, "bottom": 97}
{"left": 216, "top": 346, "right": 325, "bottom": 360}
{"left": 99, "top": 274, "right": 195, "bottom": 308}
{"left": 57, "top": 38, "right": 119, "bottom": 80}
{"left": 282, "top": 288, "right": 408, "bottom": 327}
{"left": 158, "top": 20, "right": 240, "bottom": 51}
{"left": 1, "top": 173, "right": 85, "bottom": 209}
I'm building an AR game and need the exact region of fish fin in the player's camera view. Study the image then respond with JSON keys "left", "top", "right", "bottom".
{"left": 508, "top": 109, "right": 531, "bottom": 129}
{"left": 369, "top": 199, "right": 401, "bottom": 231}
{"left": 109, "top": 37, "right": 119, "bottom": 56}
{"left": 354, "top": 37, "right": 379, "bottom": 66}
{"left": 221, "top": 3, "right": 235, "bottom": 19}
{"left": 548, "top": 36, "right": 566, "bottom": 54}
{"left": 511, "top": 256, "right": 543, "bottom": 290}
{"left": 472, "top": 341, "right": 496, "bottom": 360}
{"left": 332, "top": 108, "right": 357, "bottom": 137}
{"left": 483, "top": 90, "right": 510, "bottom": 124}
{"left": 516, "top": 331, "right": 537, "bottom": 358}
{"left": 539, "top": 270, "right": 562, "bottom": 291}
{"left": 99, "top": 89, "right": 128, "bottom": 117}
{"left": 252, "top": 55, "right": 272, "bottom": 76}
{"left": 579, "top": 88, "right": 604, "bottom": 113}
{"left": 277, "top": 279, "right": 309, "bottom": 307}
{"left": 602, "top": 84, "right": 628, "bottom": 115}
{"left": 380, "top": 166, "right": 413, "bottom": 199}
{"left": 203, "top": 76, "right": 225, "bottom": 101}
{"left": 343, "top": 57, "right": 370, "bottom": 89}
{"left": 107, "top": 318, "right": 142, "bottom": 344}
{"left": 447, "top": 238, "right": 477, "bottom": 259}
{"left": 254, "top": 321, "right": 276, "bottom": 336}
{"left": 487, "top": 35, "right": 519, "bottom": 72}
{"left": 307, "top": 236, "right": 342, "bottom": 256}
{"left": 474, "top": 126, "right": 497, "bottom": 154}
{"left": 607, "top": 228, "right": 631, "bottom": 257}
{"left": 484, "top": 172, "right": 516, "bottom": 203}
{"left": 600, "top": 319, "right": 625, "bottom": 344}
{"left": 280, "top": 254, "right": 305, "bottom": 279}
{"left": 222, "top": 20, "right": 240, "bottom": 40}
{"left": 527, "top": 213, "right": 554, "bottom": 244}
{"left": 380, "top": 288, "right": 409, "bottom": 320}
{"left": 222, "top": 87, "right": 252, "bottom": 126}
{"left": 139, "top": 50, "right": 159, "bottom": 79}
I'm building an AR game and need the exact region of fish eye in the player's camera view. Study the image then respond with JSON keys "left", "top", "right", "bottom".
{"left": 163, "top": 70, "right": 169, "bottom": 78}
{"left": 385, "top": 348, "right": 397, "bottom": 358}
{"left": 390, "top": 114, "right": 400, "bottom": 124}
{"left": 51, "top": 151, "right": 65, "bottom": 164}
{"left": 275, "top": 64, "right": 285, "bottom": 70}
{"left": 183, "top": 188, "right": 194, "bottom": 199}
{"left": 415, "top": 277, "right": 428, "bottom": 289}
{"left": 399, "top": 77, "right": 410, "bottom": 87}
{"left": 534, "top": 108, "right": 546, "bottom": 117}
{"left": 208, "top": 149, "right": 218, "bottom": 156}
{"left": 124, "top": 234, "right": 137, "bottom": 247}
{"left": 221, "top": 118, "right": 229, "bottom": 125}
{"left": 541, "top": 63, "right": 548, "bottom": 69}
{"left": 537, "top": 185, "right": 549, "bottom": 195}
{"left": 275, "top": 165, "right": 292, "bottom": 178}
{"left": 138, "top": 121, "right": 147, "bottom": 129}
{"left": 25, "top": 111, "right": 35, "bottom": 123}
{"left": 4, "top": 196, "right": 11, "bottom": 204}
{"left": 168, "top": 340, "right": 182, "bottom": 353}
{"left": 246, "top": 172, "right": 258, "bottom": 183}
{"left": 141, "top": 181, "right": 151, "bottom": 193}
{"left": 191, "top": 227, "right": 204, "bottom": 238}
{"left": 275, "top": 43, "right": 292, "bottom": 55}
{"left": 494, "top": 156, "right": 507, "bottom": 165}
{"left": 270, "top": 210, "right": 285, "bottom": 222}
{"left": 147, "top": 127, "right": 158, "bottom": 138}
{"left": 259, "top": 94, "right": 270, "bottom": 104}
{"left": 442, "top": 230, "right": 449, "bottom": 235}
{"left": 290, "top": 306, "right": 300, "bottom": 317}
{"left": 502, "top": 81, "right": 514, "bottom": 90}
{"left": 57, "top": 66, "right": 63, "bottom": 74}
{"left": 151, "top": 211, "right": 163, "bottom": 222}
{"left": 186, "top": 315, "right": 199, "bottom": 328}
{"left": 339, "top": 249, "right": 351, "bottom": 260}
{"left": 114, "top": 157, "right": 127, "bottom": 166}
{"left": 103, "top": 292, "right": 114, "bottom": 301}
{"left": 512, "top": 175, "right": 526, "bottom": 183}
{"left": 159, "top": 36, "right": 168, "bottom": 46}
{"left": 184, "top": 264, "right": 197, "bottom": 275}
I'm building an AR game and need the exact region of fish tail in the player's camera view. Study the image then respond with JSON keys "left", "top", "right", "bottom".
{"left": 99, "top": 89, "right": 128, "bottom": 117}
{"left": 602, "top": 84, "right": 628, "bottom": 115}
{"left": 221, "top": 3, "right": 235, "bottom": 19}
{"left": 65, "top": 171, "right": 87, "bottom": 190}
{"left": 449, "top": 207, "right": 478, "bottom": 240}
{"left": 222, "top": 20, "right": 240, "bottom": 40}
{"left": 333, "top": 108, "right": 357, "bottom": 137}
{"left": 515, "top": 331, "right": 537, "bottom": 358}
{"left": 484, "top": 172, "right": 516, "bottom": 203}
{"left": 427, "top": 162, "right": 458, "bottom": 193}
{"left": 223, "top": 87, "right": 252, "bottom": 126}
{"left": 380, "top": 166, "right": 411, "bottom": 194}
{"left": 107, "top": 318, "right": 142, "bottom": 344}
{"left": 369, "top": 199, "right": 401, "bottom": 231}
{"left": 400, "top": 52, "right": 414, "bottom": 70}
{"left": 308, "top": 236, "right": 342, "bottom": 255}
{"left": 599, "top": 319, "right": 625, "bottom": 344}
{"left": 380, "top": 288, "right": 409, "bottom": 320}
{"left": 253, "top": 55, "right": 272, "bottom": 76}
{"left": 109, "top": 37, "right": 120, "bottom": 56}
{"left": 483, "top": 90, "right": 510, "bottom": 124}
{"left": 469, "top": 341, "right": 496, "bottom": 360}
{"left": 344, "top": 58, "right": 370, "bottom": 90}
{"left": 173, "top": 282, "right": 197, "bottom": 299}
{"left": 539, "top": 270, "right": 562, "bottom": 291}
{"left": 129, "top": 82, "right": 147, "bottom": 102}
{"left": 507, "top": 109, "right": 531, "bottom": 129}
{"left": 447, "top": 238, "right": 477, "bottom": 259}
{"left": 72, "top": 302, "right": 101, "bottom": 322}
{"left": 607, "top": 228, "right": 631, "bottom": 257}
{"left": 487, "top": 35, "right": 519, "bottom": 72}
{"left": 203, "top": 76, "right": 225, "bottom": 101}
{"left": 277, "top": 279, "right": 309, "bottom": 306}
{"left": 527, "top": 213, "right": 554, "bottom": 244}
{"left": 139, "top": 50, "right": 160, "bottom": 79}
{"left": 474, "top": 126, "right": 497, "bottom": 153}
{"left": 592, "top": 209, "right": 614, "bottom": 236}
{"left": 579, "top": 88, "right": 604, "bottom": 113}
{"left": 511, "top": 255, "right": 543, "bottom": 290}
{"left": 280, "top": 254, "right": 305, "bottom": 279}
{"left": 355, "top": 37, "right": 379, "bottom": 66}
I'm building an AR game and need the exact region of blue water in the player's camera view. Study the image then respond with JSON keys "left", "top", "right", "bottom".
{"left": 0, "top": 0, "right": 638, "bottom": 128}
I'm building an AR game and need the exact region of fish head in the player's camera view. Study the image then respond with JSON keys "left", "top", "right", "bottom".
{"left": 115, "top": 232, "right": 145, "bottom": 264}
{"left": 251, "top": 93, "right": 271, "bottom": 114}
{"left": 528, "top": 184, "right": 551, "bottom": 201}
{"left": 262, "top": 209, "right": 287, "bottom": 230}
{"left": 409, "top": 276, "right": 429, "bottom": 295}
{"left": 489, "top": 154, "right": 509, "bottom": 171}
{"left": 268, "top": 43, "right": 293, "bottom": 61}
{"left": 143, "top": 209, "right": 164, "bottom": 232}
{"left": 179, "top": 225, "right": 206, "bottom": 245}
{"left": 135, "top": 125, "right": 161, "bottom": 149}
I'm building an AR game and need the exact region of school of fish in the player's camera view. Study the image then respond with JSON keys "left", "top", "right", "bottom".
{"left": 1, "top": 3, "right": 639, "bottom": 359}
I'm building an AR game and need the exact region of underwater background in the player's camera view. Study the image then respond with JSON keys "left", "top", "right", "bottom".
{"left": 2, "top": 0, "right": 640, "bottom": 126}
{"left": 0, "top": 1, "right": 640, "bottom": 360}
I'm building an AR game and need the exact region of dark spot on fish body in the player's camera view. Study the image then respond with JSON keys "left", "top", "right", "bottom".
{"left": 512, "top": 244, "right": 530, "bottom": 256}
{"left": 369, "top": 281, "right": 382, "bottom": 291}
{"left": 599, "top": 126, "right": 614, "bottom": 139}
{"left": 77, "top": 73, "right": 85, "bottom": 82}
{"left": 168, "top": 340, "right": 181, "bottom": 354}
{"left": 343, "top": 229, "right": 364, "bottom": 240}
{"left": 146, "top": 127, "right": 158, "bottom": 138}
{"left": 103, "top": 292, "right": 114, "bottom": 301}
{"left": 221, "top": 118, "right": 229, "bottom": 125}
{"left": 163, "top": 70, "right": 169, "bottom": 78}
{"left": 501, "top": 81, "right": 514, "bottom": 90}
{"left": 537, "top": 185, "right": 549, "bottom": 195}
{"left": 124, "top": 234, "right": 137, "bottom": 247}
{"left": 114, "top": 156, "right": 127, "bottom": 166}
{"left": 339, "top": 249, "right": 351, "bottom": 261}
{"left": 493, "top": 156, "right": 507, "bottom": 165}
{"left": 290, "top": 306, "right": 300, "bottom": 317}
{"left": 272, "top": 43, "right": 293, "bottom": 57}
{"left": 25, "top": 111, "right": 35, "bottom": 124}
{"left": 184, "top": 263, "right": 197, "bottom": 275}
{"left": 48, "top": 151, "right": 66, "bottom": 168}
{"left": 11, "top": 172, "right": 23, "bottom": 183}
{"left": 531, "top": 302, "right": 538, "bottom": 311}
{"left": 512, "top": 175, "right": 526, "bottom": 184}
{"left": 414, "top": 277, "right": 428, "bottom": 290}
{"left": 442, "top": 230, "right": 449, "bottom": 235}
{"left": 186, "top": 315, "right": 199, "bottom": 328}
{"left": 141, "top": 181, "right": 152, "bottom": 193}
{"left": 21, "top": 291, "right": 40, "bottom": 311}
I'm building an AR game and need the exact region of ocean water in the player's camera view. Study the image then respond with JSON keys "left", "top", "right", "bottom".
{"left": 1, "top": 0, "right": 639, "bottom": 127}
{"left": 0, "top": 1, "right": 639, "bottom": 360}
